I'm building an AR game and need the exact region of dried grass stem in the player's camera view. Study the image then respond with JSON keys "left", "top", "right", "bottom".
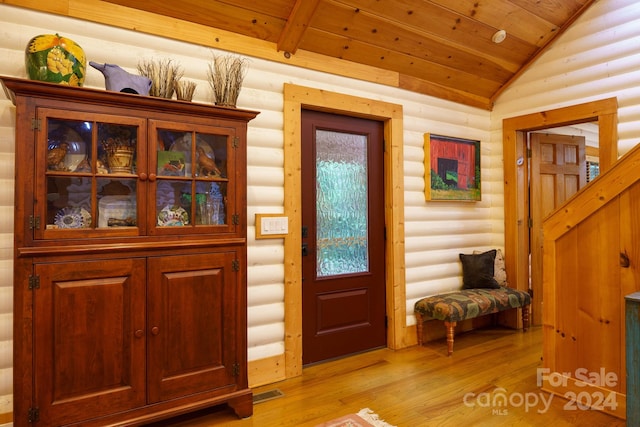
{"left": 207, "top": 54, "right": 247, "bottom": 107}
{"left": 174, "top": 80, "right": 197, "bottom": 101}
{"left": 138, "top": 58, "right": 183, "bottom": 99}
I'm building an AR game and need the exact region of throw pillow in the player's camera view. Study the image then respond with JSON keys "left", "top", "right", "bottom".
{"left": 459, "top": 249, "right": 501, "bottom": 289}
{"left": 474, "top": 248, "right": 508, "bottom": 287}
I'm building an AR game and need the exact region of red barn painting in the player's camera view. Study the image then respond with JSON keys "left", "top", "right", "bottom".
{"left": 424, "top": 134, "right": 481, "bottom": 201}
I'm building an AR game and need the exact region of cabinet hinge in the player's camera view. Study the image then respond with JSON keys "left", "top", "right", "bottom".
{"left": 232, "top": 259, "right": 240, "bottom": 272}
{"left": 31, "top": 118, "right": 41, "bottom": 131}
{"left": 29, "top": 275, "right": 40, "bottom": 290}
{"left": 232, "top": 214, "right": 240, "bottom": 225}
{"left": 28, "top": 407, "right": 40, "bottom": 423}
{"left": 232, "top": 362, "right": 240, "bottom": 377}
{"left": 233, "top": 136, "right": 239, "bottom": 148}
{"left": 29, "top": 215, "right": 41, "bottom": 230}
{"left": 527, "top": 148, "right": 532, "bottom": 158}
{"left": 528, "top": 217, "right": 533, "bottom": 228}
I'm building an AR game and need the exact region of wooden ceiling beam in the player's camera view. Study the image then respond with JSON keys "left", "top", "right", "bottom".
{"left": 399, "top": 74, "right": 493, "bottom": 110}
{"left": 276, "top": 0, "right": 321, "bottom": 54}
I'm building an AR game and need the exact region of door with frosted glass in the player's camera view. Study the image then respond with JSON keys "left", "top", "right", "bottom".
{"left": 301, "top": 109, "right": 386, "bottom": 365}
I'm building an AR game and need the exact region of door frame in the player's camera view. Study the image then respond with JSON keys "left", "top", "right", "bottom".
{"left": 502, "top": 98, "right": 618, "bottom": 326}
{"left": 283, "top": 84, "right": 405, "bottom": 378}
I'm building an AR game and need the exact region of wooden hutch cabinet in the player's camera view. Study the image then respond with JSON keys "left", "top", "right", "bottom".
{"left": 1, "top": 76, "right": 258, "bottom": 426}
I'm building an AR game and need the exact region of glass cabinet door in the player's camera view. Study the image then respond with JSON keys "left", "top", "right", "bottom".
{"left": 37, "top": 109, "right": 145, "bottom": 239}
{"left": 150, "top": 121, "right": 236, "bottom": 235}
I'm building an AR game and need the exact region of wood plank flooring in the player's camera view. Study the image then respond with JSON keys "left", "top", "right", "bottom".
{"left": 149, "top": 326, "right": 626, "bottom": 426}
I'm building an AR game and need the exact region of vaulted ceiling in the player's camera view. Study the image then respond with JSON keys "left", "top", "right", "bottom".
{"left": 101, "top": 0, "right": 596, "bottom": 110}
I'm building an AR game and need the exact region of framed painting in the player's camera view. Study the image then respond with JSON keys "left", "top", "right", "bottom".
{"left": 424, "top": 133, "right": 481, "bottom": 201}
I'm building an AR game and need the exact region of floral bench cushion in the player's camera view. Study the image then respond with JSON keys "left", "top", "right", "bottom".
{"left": 414, "top": 287, "right": 531, "bottom": 323}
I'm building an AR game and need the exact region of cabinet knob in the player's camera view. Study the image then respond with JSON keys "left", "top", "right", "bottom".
{"left": 138, "top": 172, "right": 148, "bottom": 181}
{"left": 148, "top": 173, "right": 157, "bottom": 182}
{"left": 151, "top": 326, "right": 160, "bottom": 335}
{"left": 134, "top": 329, "right": 144, "bottom": 338}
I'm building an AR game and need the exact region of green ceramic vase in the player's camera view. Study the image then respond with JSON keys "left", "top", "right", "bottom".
{"left": 25, "top": 33, "right": 86, "bottom": 87}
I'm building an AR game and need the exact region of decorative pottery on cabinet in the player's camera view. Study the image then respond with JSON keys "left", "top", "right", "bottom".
{"left": 25, "top": 33, "right": 86, "bottom": 86}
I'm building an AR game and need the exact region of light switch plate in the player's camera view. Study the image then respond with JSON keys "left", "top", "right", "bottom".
{"left": 255, "top": 213, "right": 288, "bottom": 239}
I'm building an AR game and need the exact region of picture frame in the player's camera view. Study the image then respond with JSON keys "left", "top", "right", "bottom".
{"left": 424, "top": 133, "right": 481, "bottom": 201}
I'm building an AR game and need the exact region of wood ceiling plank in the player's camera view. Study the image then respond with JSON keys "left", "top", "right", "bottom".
{"left": 300, "top": 28, "right": 502, "bottom": 99}
{"left": 102, "top": 0, "right": 286, "bottom": 42}
{"left": 277, "top": 0, "right": 321, "bottom": 54}
{"left": 428, "top": 0, "right": 559, "bottom": 47}
{"left": 4, "top": 0, "right": 70, "bottom": 14}
{"left": 398, "top": 74, "right": 492, "bottom": 110}
{"left": 213, "top": 0, "right": 295, "bottom": 19}
{"left": 509, "top": 0, "right": 586, "bottom": 27}
{"left": 330, "top": 0, "right": 537, "bottom": 62}
{"left": 318, "top": 1, "right": 534, "bottom": 73}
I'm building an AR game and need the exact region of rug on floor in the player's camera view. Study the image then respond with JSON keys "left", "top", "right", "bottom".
{"left": 315, "top": 408, "right": 396, "bottom": 427}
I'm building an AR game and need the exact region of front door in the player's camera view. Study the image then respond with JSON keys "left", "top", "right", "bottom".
{"left": 529, "top": 132, "right": 586, "bottom": 324}
{"left": 301, "top": 109, "right": 386, "bottom": 365}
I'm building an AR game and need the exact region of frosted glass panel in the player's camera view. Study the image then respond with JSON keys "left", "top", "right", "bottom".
{"left": 315, "top": 129, "right": 369, "bottom": 277}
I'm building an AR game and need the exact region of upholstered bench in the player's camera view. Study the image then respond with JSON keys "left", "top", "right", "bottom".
{"left": 414, "top": 249, "right": 532, "bottom": 355}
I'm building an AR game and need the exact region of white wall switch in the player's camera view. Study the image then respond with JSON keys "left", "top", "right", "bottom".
{"left": 255, "top": 214, "right": 288, "bottom": 238}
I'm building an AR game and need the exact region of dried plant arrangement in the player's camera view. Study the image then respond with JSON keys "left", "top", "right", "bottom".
{"left": 137, "top": 58, "right": 183, "bottom": 99}
{"left": 206, "top": 54, "right": 248, "bottom": 107}
{"left": 174, "top": 79, "right": 197, "bottom": 101}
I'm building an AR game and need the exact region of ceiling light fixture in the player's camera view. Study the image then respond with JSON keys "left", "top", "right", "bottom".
{"left": 492, "top": 29, "right": 507, "bottom": 44}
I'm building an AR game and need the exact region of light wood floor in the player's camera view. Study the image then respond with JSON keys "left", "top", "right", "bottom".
{"left": 149, "top": 326, "right": 626, "bottom": 426}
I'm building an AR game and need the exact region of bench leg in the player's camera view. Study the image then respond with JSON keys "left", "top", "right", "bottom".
{"left": 522, "top": 305, "right": 530, "bottom": 331}
{"left": 415, "top": 312, "right": 424, "bottom": 345}
{"left": 444, "top": 321, "right": 456, "bottom": 356}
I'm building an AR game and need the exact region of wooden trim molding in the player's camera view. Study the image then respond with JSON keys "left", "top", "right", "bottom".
{"left": 281, "top": 83, "right": 406, "bottom": 379}
{"left": 248, "top": 354, "right": 286, "bottom": 388}
{"left": 502, "top": 97, "right": 618, "bottom": 326}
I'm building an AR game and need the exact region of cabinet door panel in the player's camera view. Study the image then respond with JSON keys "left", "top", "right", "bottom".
{"left": 34, "top": 258, "right": 146, "bottom": 426}
{"left": 35, "top": 108, "right": 147, "bottom": 240}
{"left": 149, "top": 120, "right": 240, "bottom": 236}
{"left": 147, "top": 252, "right": 238, "bottom": 403}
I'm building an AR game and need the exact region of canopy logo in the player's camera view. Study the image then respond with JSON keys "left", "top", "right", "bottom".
{"left": 463, "top": 367, "right": 618, "bottom": 415}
